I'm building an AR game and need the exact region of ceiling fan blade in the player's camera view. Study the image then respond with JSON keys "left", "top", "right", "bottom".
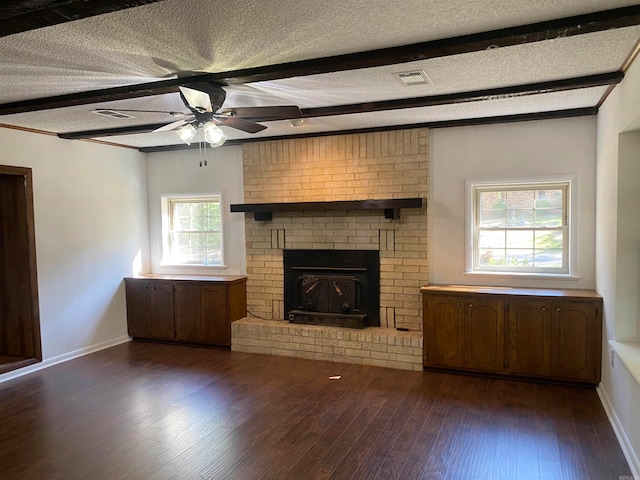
{"left": 152, "top": 118, "right": 191, "bottom": 132}
{"left": 94, "top": 109, "right": 190, "bottom": 117}
{"left": 218, "top": 105, "right": 303, "bottom": 121}
{"left": 179, "top": 86, "right": 214, "bottom": 113}
{"left": 213, "top": 115, "right": 267, "bottom": 134}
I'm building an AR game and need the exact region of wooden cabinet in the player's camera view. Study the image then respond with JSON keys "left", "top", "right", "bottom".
{"left": 124, "top": 275, "right": 247, "bottom": 347}
{"left": 424, "top": 294, "right": 465, "bottom": 368}
{"left": 125, "top": 280, "right": 175, "bottom": 340}
{"left": 549, "top": 300, "right": 601, "bottom": 384}
{"left": 175, "top": 283, "right": 230, "bottom": 346}
{"left": 507, "top": 298, "right": 550, "bottom": 377}
{"left": 423, "top": 285, "right": 602, "bottom": 385}
{"left": 424, "top": 294, "right": 504, "bottom": 373}
{"left": 465, "top": 296, "right": 505, "bottom": 373}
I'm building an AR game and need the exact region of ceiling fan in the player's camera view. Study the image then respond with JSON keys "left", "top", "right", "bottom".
{"left": 146, "top": 82, "right": 304, "bottom": 147}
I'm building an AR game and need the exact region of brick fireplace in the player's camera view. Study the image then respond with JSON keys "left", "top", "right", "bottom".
{"left": 232, "top": 128, "right": 428, "bottom": 370}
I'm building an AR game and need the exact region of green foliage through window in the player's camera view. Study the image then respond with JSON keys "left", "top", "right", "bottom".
{"left": 473, "top": 183, "right": 568, "bottom": 273}
{"left": 168, "top": 197, "right": 222, "bottom": 265}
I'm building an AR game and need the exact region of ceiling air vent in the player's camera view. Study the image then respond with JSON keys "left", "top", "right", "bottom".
{"left": 91, "top": 109, "right": 136, "bottom": 119}
{"left": 394, "top": 70, "right": 432, "bottom": 86}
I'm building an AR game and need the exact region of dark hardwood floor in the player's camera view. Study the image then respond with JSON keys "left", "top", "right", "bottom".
{"left": 0, "top": 341, "right": 631, "bottom": 479}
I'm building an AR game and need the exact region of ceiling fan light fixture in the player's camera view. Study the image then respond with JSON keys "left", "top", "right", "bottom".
{"left": 176, "top": 123, "right": 197, "bottom": 145}
{"left": 203, "top": 121, "right": 227, "bottom": 147}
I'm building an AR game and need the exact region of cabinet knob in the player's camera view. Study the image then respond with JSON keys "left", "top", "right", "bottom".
{"left": 193, "top": 289, "right": 198, "bottom": 292}
{"left": 541, "top": 307, "right": 546, "bottom": 311}
{"left": 468, "top": 303, "right": 473, "bottom": 308}
{"left": 151, "top": 286, "right": 156, "bottom": 290}
{"left": 455, "top": 302, "right": 461, "bottom": 307}
{"left": 201, "top": 289, "right": 206, "bottom": 293}
{"left": 556, "top": 307, "right": 561, "bottom": 312}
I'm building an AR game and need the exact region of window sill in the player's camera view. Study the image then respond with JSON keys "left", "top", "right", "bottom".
{"left": 609, "top": 340, "right": 640, "bottom": 387}
{"left": 159, "top": 264, "right": 227, "bottom": 269}
{"left": 464, "top": 271, "right": 581, "bottom": 281}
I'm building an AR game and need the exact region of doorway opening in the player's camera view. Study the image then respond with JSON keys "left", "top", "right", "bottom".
{"left": 0, "top": 165, "right": 41, "bottom": 374}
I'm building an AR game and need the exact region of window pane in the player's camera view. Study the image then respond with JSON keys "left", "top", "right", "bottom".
{"left": 174, "top": 232, "right": 190, "bottom": 249}
{"left": 479, "top": 209, "right": 506, "bottom": 227}
{"left": 204, "top": 233, "right": 222, "bottom": 265}
{"left": 506, "top": 209, "right": 534, "bottom": 227}
{"left": 535, "top": 189, "right": 563, "bottom": 209}
{"left": 190, "top": 209, "right": 205, "bottom": 230}
{"left": 478, "top": 248, "right": 505, "bottom": 266}
{"left": 534, "top": 230, "right": 563, "bottom": 249}
{"left": 478, "top": 191, "right": 506, "bottom": 227}
{"left": 478, "top": 230, "right": 505, "bottom": 249}
{"left": 506, "top": 249, "right": 533, "bottom": 267}
{"left": 534, "top": 249, "right": 564, "bottom": 268}
{"left": 535, "top": 208, "right": 562, "bottom": 227}
{"left": 207, "top": 213, "right": 221, "bottom": 231}
{"left": 479, "top": 191, "right": 505, "bottom": 210}
{"left": 174, "top": 203, "right": 190, "bottom": 216}
{"left": 173, "top": 215, "right": 188, "bottom": 230}
{"left": 506, "top": 230, "right": 534, "bottom": 248}
{"left": 506, "top": 190, "right": 533, "bottom": 209}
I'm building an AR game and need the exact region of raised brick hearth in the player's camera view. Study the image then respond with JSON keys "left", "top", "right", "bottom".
{"left": 232, "top": 317, "right": 423, "bottom": 371}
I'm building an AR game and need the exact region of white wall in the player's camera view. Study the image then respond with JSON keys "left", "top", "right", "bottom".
{"left": 146, "top": 145, "right": 246, "bottom": 276}
{"left": 596, "top": 51, "right": 640, "bottom": 475}
{"left": 0, "top": 128, "right": 149, "bottom": 381}
{"left": 429, "top": 116, "right": 596, "bottom": 289}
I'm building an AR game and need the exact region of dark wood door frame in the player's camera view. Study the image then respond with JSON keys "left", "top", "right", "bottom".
{"left": 0, "top": 165, "right": 42, "bottom": 375}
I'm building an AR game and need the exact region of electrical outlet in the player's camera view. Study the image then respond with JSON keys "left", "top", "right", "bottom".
{"left": 610, "top": 347, "right": 615, "bottom": 368}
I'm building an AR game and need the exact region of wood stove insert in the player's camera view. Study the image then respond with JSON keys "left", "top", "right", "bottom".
{"left": 284, "top": 250, "right": 380, "bottom": 329}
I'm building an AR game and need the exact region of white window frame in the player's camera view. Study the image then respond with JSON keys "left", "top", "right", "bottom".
{"left": 160, "top": 194, "right": 224, "bottom": 267}
{"left": 466, "top": 179, "right": 574, "bottom": 277}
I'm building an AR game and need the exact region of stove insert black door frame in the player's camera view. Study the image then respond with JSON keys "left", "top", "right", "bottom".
{"left": 283, "top": 249, "right": 380, "bottom": 328}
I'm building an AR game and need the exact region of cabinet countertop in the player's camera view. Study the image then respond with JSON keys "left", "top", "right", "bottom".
{"left": 421, "top": 284, "right": 601, "bottom": 299}
{"left": 126, "top": 274, "right": 247, "bottom": 283}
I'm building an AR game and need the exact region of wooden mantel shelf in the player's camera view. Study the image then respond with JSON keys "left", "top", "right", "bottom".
{"left": 230, "top": 197, "right": 424, "bottom": 221}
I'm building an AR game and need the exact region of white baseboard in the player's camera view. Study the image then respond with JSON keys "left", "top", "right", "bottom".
{"left": 597, "top": 384, "right": 640, "bottom": 478}
{"left": 0, "top": 335, "right": 132, "bottom": 384}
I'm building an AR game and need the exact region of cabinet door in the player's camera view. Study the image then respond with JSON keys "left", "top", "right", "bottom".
{"left": 125, "top": 281, "right": 152, "bottom": 338}
{"left": 423, "top": 294, "right": 465, "bottom": 368}
{"left": 549, "top": 301, "right": 601, "bottom": 383}
{"left": 148, "top": 282, "right": 175, "bottom": 339}
{"left": 508, "top": 299, "right": 550, "bottom": 377}
{"left": 174, "top": 284, "right": 202, "bottom": 342}
{"left": 463, "top": 297, "right": 505, "bottom": 373}
{"left": 201, "top": 285, "right": 229, "bottom": 345}
{"left": 174, "top": 283, "right": 230, "bottom": 346}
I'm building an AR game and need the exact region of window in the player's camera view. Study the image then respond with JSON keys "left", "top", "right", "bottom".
{"left": 162, "top": 196, "right": 223, "bottom": 266}
{"left": 471, "top": 182, "right": 569, "bottom": 274}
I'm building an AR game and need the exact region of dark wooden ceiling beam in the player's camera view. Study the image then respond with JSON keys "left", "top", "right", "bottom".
{"left": 55, "top": 72, "right": 622, "bottom": 140}
{"left": 0, "top": 5, "right": 639, "bottom": 115}
{"left": 0, "top": 0, "right": 168, "bottom": 37}
{"left": 0, "top": 81, "right": 191, "bottom": 116}
{"left": 221, "top": 5, "right": 640, "bottom": 85}
{"left": 138, "top": 107, "right": 598, "bottom": 153}
{"left": 302, "top": 71, "right": 623, "bottom": 118}
{"left": 58, "top": 122, "right": 171, "bottom": 140}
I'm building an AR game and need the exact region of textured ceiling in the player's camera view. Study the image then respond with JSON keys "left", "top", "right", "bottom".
{"left": 0, "top": 0, "right": 639, "bottom": 149}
